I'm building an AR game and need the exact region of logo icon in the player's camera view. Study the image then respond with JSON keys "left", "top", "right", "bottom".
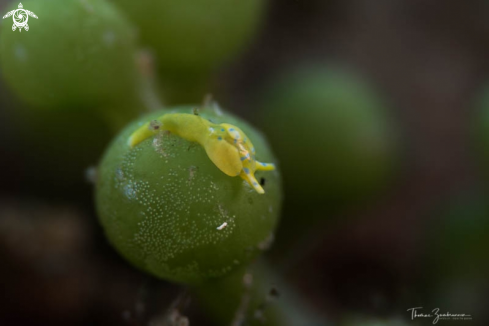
{"left": 2, "top": 3, "right": 38, "bottom": 32}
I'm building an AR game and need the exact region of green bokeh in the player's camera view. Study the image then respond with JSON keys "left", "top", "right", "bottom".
{"left": 419, "top": 195, "right": 489, "bottom": 322}
{"left": 259, "top": 67, "right": 397, "bottom": 208}
{"left": 341, "top": 316, "right": 413, "bottom": 326}
{"left": 473, "top": 86, "right": 489, "bottom": 181}
{"left": 112, "top": 0, "right": 266, "bottom": 76}
{"left": 426, "top": 196, "right": 489, "bottom": 280}
{"left": 0, "top": 0, "right": 139, "bottom": 109}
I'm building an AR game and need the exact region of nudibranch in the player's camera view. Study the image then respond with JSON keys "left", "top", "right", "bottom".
{"left": 128, "top": 113, "right": 275, "bottom": 194}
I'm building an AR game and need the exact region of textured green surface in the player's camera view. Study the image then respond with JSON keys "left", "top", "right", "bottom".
{"left": 112, "top": 0, "right": 265, "bottom": 75}
{"left": 0, "top": 0, "right": 138, "bottom": 109}
{"left": 259, "top": 67, "right": 397, "bottom": 206}
{"left": 96, "top": 106, "right": 282, "bottom": 284}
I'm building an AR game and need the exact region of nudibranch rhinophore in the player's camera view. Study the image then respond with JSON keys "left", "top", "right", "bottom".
{"left": 128, "top": 113, "right": 275, "bottom": 194}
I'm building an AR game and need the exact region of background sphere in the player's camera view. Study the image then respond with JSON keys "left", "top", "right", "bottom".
{"left": 0, "top": 0, "right": 139, "bottom": 110}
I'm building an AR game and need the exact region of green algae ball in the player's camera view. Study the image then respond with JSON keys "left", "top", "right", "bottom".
{"left": 258, "top": 67, "right": 397, "bottom": 207}
{"left": 96, "top": 106, "right": 282, "bottom": 284}
{"left": 112, "top": 0, "right": 266, "bottom": 75}
{"left": 0, "top": 0, "right": 139, "bottom": 109}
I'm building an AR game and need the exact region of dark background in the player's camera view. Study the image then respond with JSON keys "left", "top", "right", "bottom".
{"left": 1, "top": 0, "right": 488, "bottom": 325}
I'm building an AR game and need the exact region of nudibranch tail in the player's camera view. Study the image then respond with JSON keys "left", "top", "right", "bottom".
{"left": 127, "top": 112, "right": 276, "bottom": 194}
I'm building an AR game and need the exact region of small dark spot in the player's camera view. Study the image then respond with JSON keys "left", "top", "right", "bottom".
{"left": 269, "top": 288, "right": 280, "bottom": 298}
{"left": 149, "top": 119, "right": 162, "bottom": 131}
{"left": 193, "top": 107, "right": 199, "bottom": 115}
{"left": 260, "top": 178, "right": 266, "bottom": 186}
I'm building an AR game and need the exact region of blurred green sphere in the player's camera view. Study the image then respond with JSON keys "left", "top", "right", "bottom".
{"left": 112, "top": 0, "right": 266, "bottom": 75}
{"left": 0, "top": 0, "right": 139, "bottom": 109}
{"left": 473, "top": 86, "right": 489, "bottom": 178}
{"left": 421, "top": 195, "right": 489, "bottom": 320}
{"left": 259, "top": 67, "right": 397, "bottom": 206}
{"left": 96, "top": 106, "right": 282, "bottom": 284}
{"left": 427, "top": 196, "right": 489, "bottom": 279}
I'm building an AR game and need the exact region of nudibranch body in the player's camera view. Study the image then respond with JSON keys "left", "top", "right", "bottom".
{"left": 128, "top": 113, "right": 275, "bottom": 194}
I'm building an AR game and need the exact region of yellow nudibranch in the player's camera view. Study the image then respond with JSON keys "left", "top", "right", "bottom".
{"left": 128, "top": 113, "right": 275, "bottom": 194}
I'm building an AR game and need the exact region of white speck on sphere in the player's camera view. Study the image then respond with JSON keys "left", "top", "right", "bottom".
{"left": 216, "top": 222, "right": 228, "bottom": 230}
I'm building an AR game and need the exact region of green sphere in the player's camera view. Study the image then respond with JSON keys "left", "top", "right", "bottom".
{"left": 112, "top": 0, "right": 266, "bottom": 75}
{"left": 259, "top": 67, "right": 397, "bottom": 206}
{"left": 96, "top": 106, "right": 282, "bottom": 284}
{"left": 0, "top": 0, "right": 139, "bottom": 109}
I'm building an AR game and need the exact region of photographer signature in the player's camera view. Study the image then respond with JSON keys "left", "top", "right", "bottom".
{"left": 407, "top": 307, "right": 472, "bottom": 324}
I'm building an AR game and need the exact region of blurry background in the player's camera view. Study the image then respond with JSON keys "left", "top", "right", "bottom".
{"left": 1, "top": 0, "right": 489, "bottom": 325}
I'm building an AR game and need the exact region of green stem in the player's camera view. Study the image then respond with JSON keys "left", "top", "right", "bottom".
{"left": 192, "top": 259, "right": 330, "bottom": 326}
{"left": 102, "top": 50, "right": 166, "bottom": 133}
